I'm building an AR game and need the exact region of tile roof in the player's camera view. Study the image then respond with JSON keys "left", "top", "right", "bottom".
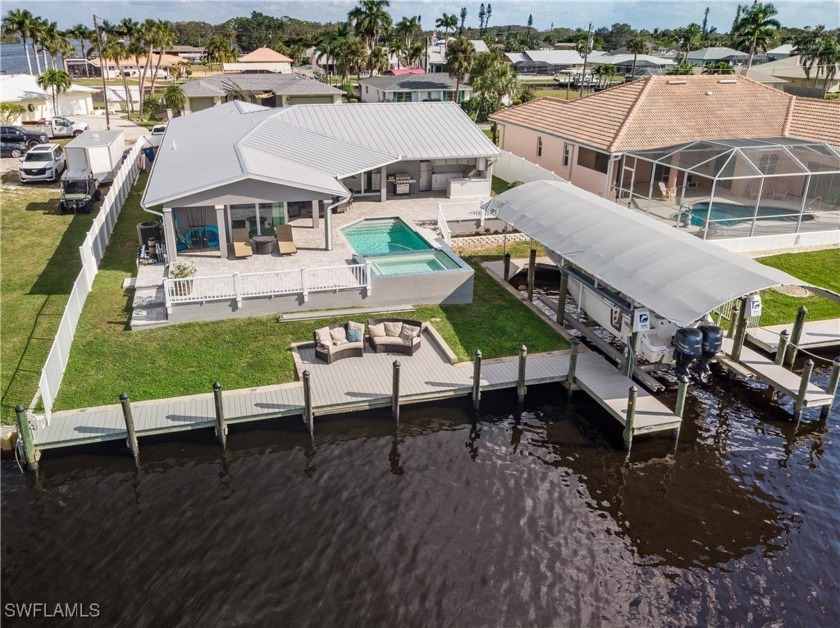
{"left": 787, "top": 98, "right": 840, "bottom": 146}
{"left": 491, "top": 75, "right": 837, "bottom": 152}
{"left": 238, "top": 47, "right": 293, "bottom": 63}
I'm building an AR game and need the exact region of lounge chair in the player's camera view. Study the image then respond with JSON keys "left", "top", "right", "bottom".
{"left": 657, "top": 181, "right": 676, "bottom": 201}
{"left": 275, "top": 224, "right": 297, "bottom": 255}
{"left": 232, "top": 228, "right": 252, "bottom": 258}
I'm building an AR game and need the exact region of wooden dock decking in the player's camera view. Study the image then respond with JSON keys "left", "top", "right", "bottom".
{"left": 720, "top": 338, "right": 834, "bottom": 409}
{"left": 30, "top": 328, "right": 680, "bottom": 452}
{"left": 747, "top": 318, "right": 840, "bottom": 353}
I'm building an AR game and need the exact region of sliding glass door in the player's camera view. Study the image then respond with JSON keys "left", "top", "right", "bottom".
{"left": 228, "top": 203, "right": 287, "bottom": 238}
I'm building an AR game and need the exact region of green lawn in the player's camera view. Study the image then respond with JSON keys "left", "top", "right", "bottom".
{"left": 53, "top": 176, "right": 567, "bottom": 411}
{"left": 0, "top": 182, "right": 95, "bottom": 423}
{"left": 758, "top": 249, "right": 840, "bottom": 326}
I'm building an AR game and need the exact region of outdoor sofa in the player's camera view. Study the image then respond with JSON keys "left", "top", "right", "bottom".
{"left": 313, "top": 321, "right": 365, "bottom": 363}
{"left": 367, "top": 319, "right": 423, "bottom": 355}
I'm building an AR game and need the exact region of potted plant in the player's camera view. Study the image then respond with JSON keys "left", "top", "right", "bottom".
{"left": 168, "top": 261, "right": 197, "bottom": 296}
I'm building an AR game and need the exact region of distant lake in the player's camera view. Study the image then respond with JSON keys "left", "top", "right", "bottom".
{"left": 1, "top": 41, "right": 81, "bottom": 75}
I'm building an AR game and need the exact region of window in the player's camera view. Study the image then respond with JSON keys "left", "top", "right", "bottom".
{"left": 392, "top": 92, "right": 411, "bottom": 102}
{"left": 758, "top": 153, "right": 779, "bottom": 174}
{"left": 577, "top": 147, "right": 610, "bottom": 174}
{"left": 537, "top": 136, "right": 543, "bottom": 157}
{"left": 442, "top": 91, "right": 455, "bottom": 101}
{"left": 365, "top": 86, "right": 369, "bottom": 94}
{"left": 563, "top": 144, "right": 572, "bottom": 167}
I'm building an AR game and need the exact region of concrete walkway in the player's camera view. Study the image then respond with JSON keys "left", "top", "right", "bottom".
{"left": 74, "top": 113, "right": 149, "bottom": 144}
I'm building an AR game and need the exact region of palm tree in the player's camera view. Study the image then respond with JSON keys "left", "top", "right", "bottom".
{"left": 337, "top": 37, "right": 367, "bottom": 81}
{"left": 435, "top": 13, "right": 458, "bottom": 45}
{"left": 702, "top": 61, "right": 734, "bottom": 74}
{"left": 138, "top": 19, "right": 159, "bottom": 113}
{"left": 593, "top": 64, "right": 618, "bottom": 88}
{"left": 205, "top": 37, "right": 238, "bottom": 71}
{"left": 366, "top": 46, "right": 389, "bottom": 76}
{"left": 388, "top": 38, "right": 407, "bottom": 69}
{"left": 675, "top": 23, "right": 702, "bottom": 63}
{"left": 446, "top": 37, "right": 475, "bottom": 103}
{"left": 160, "top": 84, "right": 186, "bottom": 115}
{"left": 36, "top": 68, "right": 71, "bottom": 114}
{"left": 732, "top": 1, "right": 781, "bottom": 70}
{"left": 394, "top": 16, "right": 421, "bottom": 46}
{"left": 473, "top": 59, "right": 519, "bottom": 141}
{"left": 348, "top": 0, "right": 392, "bottom": 50}
{"left": 64, "top": 24, "right": 93, "bottom": 76}
{"left": 102, "top": 37, "right": 134, "bottom": 118}
{"left": 406, "top": 41, "right": 426, "bottom": 69}
{"left": 794, "top": 26, "right": 824, "bottom": 87}
{"left": 28, "top": 17, "right": 44, "bottom": 74}
{"left": 314, "top": 28, "right": 342, "bottom": 82}
{"left": 149, "top": 22, "right": 176, "bottom": 99}
{"left": 4, "top": 9, "right": 37, "bottom": 75}
{"left": 626, "top": 35, "right": 649, "bottom": 82}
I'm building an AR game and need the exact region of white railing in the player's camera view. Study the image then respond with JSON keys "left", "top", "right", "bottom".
{"left": 437, "top": 201, "right": 487, "bottom": 245}
{"left": 164, "top": 262, "right": 372, "bottom": 312}
{"left": 493, "top": 150, "right": 566, "bottom": 185}
{"left": 35, "top": 140, "right": 145, "bottom": 422}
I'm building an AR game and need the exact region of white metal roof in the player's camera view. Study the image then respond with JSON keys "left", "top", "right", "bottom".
{"left": 66, "top": 130, "right": 123, "bottom": 148}
{"left": 482, "top": 180, "right": 814, "bottom": 326}
{"left": 143, "top": 100, "right": 498, "bottom": 207}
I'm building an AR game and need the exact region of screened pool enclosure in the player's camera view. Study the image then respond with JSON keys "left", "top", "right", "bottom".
{"left": 615, "top": 138, "right": 840, "bottom": 240}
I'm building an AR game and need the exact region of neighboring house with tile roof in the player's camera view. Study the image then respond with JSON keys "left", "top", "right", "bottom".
{"left": 180, "top": 73, "right": 343, "bottom": 113}
{"left": 223, "top": 46, "right": 294, "bottom": 74}
{"left": 490, "top": 74, "right": 840, "bottom": 198}
{"left": 741, "top": 55, "right": 840, "bottom": 98}
{"left": 358, "top": 74, "right": 472, "bottom": 103}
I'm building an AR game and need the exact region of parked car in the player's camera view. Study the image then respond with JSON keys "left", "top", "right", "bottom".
{"left": 1, "top": 125, "right": 49, "bottom": 148}
{"left": 1, "top": 141, "right": 24, "bottom": 158}
{"left": 19, "top": 144, "right": 66, "bottom": 183}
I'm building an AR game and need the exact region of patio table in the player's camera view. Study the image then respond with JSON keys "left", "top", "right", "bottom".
{"left": 252, "top": 235, "right": 274, "bottom": 255}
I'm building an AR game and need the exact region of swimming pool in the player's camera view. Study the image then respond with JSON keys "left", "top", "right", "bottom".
{"left": 684, "top": 202, "right": 813, "bottom": 227}
{"left": 366, "top": 250, "right": 462, "bottom": 276}
{"left": 342, "top": 218, "right": 432, "bottom": 255}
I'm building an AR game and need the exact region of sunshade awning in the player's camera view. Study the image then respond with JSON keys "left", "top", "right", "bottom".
{"left": 483, "top": 180, "right": 817, "bottom": 326}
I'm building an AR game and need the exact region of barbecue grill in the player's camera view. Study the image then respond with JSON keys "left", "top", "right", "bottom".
{"left": 390, "top": 173, "right": 416, "bottom": 195}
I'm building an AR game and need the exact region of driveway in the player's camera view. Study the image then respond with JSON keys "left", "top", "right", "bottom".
{"left": 72, "top": 113, "right": 149, "bottom": 144}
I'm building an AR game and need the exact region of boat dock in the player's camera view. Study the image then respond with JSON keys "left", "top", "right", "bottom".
{"left": 719, "top": 338, "right": 836, "bottom": 418}
{"left": 23, "top": 325, "right": 680, "bottom": 462}
{"left": 747, "top": 318, "right": 840, "bottom": 353}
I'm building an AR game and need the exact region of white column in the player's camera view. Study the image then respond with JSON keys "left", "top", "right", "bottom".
{"left": 380, "top": 165, "right": 387, "bottom": 202}
{"left": 324, "top": 201, "right": 332, "bottom": 251}
{"left": 215, "top": 205, "right": 228, "bottom": 258}
{"left": 311, "top": 200, "right": 319, "bottom": 229}
{"left": 162, "top": 208, "right": 178, "bottom": 262}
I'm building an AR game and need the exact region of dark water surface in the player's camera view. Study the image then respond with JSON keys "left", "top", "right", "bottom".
{"left": 2, "top": 365, "right": 839, "bottom": 626}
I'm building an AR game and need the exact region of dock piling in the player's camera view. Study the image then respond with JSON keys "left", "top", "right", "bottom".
{"left": 774, "top": 330, "right": 789, "bottom": 366}
{"left": 302, "top": 370, "right": 313, "bottom": 434}
{"left": 556, "top": 269, "right": 569, "bottom": 324}
{"left": 15, "top": 405, "right": 38, "bottom": 471}
{"left": 675, "top": 378, "right": 689, "bottom": 418}
{"left": 787, "top": 306, "right": 808, "bottom": 366}
{"left": 821, "top": 357, "right": 840, "bottom": 419}
{"left": 527, "top": 249, "right": 537, "bottom": 302}
{"left": 726, "top": 300, "right": 740, "bottom": 339}
{"left": 119, "top": 393, "right": 139, "bottom": 466}
{"left": 517, "top": 345, "right": 527, "bottom": 404}
{"left": 503, "top": 252, "right": 511, "bottom": 281}
{"left": 623, "top": 386, "right": 638, "bottom": 451}
{"left": 213, "top": 381, "right": 227, "bottom": 448}
{"left": 793, "top": 359, "right": 814, "bottom": 422}
{"left": 392, "top": 360, "right": 401, "bottom": 423}
{"left": 472, "top": 350, "right": 482, "bottom": 411}
{"left": 731, "top": 297, "right": 749, "bottom": 362}
{"left": 566, "top": 338, "right": 580, "bottom": 397}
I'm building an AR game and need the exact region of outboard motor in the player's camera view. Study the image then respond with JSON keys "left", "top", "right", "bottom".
{"left": 694, "top": 324, "right": 724, "bottom": 382}
{"left": 673, "top": 328, "right": 703, "bottom": 381}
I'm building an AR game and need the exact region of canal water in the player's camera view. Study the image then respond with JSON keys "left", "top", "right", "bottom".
{"left": 2, "top": 365, "right": 838, "bottom": 626}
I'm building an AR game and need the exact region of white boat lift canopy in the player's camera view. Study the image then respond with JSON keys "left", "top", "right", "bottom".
{"left": 483, "top": 180, "right": 817, "bottom": 326}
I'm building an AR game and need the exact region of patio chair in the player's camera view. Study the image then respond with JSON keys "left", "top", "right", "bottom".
{"left": 657, "top": 181, "right": 676, "bottom": 201}
{"left": 275, "top": 224, "right": 297, "bottom": 256}
{"left": 232, "top": 228, "right": 252, "bottom": 258}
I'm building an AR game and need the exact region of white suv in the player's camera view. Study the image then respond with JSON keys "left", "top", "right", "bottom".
{"left": 19, "top": 143, "right": 66, "bottom": 183}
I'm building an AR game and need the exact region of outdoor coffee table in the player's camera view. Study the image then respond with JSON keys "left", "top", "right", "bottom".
{"left": 252, "top": 235, "right": 274, "bottom": 255}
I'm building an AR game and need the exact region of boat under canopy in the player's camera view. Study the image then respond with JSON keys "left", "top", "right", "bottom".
{"left": 482, "top": 180, "right": 828, "bottom": 326}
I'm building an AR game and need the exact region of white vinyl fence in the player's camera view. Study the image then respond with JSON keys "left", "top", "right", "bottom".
{"left": 35, "top": 141, "right": 144, "bottom": 422}
{"left": 164, "top": 262, "right": 372, "bottom": 312}
{"left": 493, "top": 150, "right": 566, "bottom": 185}
{"left": 437, "top": 201, "right": 487, "bottom": 245}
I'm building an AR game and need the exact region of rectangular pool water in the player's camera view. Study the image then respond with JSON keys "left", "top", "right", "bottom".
{"left": 342, "top": 218, "right": 432, "bottom": 255}
{"left": 367, "top": 251, "right": 461, "bottom": 276}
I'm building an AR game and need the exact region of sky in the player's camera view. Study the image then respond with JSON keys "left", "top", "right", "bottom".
{"left": 5, "top": 0, "right": 839, "bottom": 32}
